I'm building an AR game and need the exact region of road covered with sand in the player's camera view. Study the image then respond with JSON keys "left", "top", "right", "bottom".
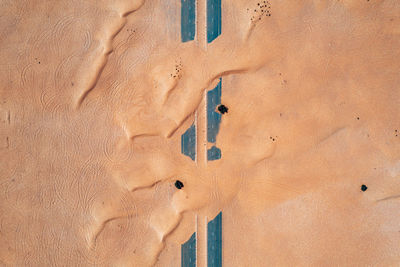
{"left": 1, "top": 0, "right": 400, "bottom": 266}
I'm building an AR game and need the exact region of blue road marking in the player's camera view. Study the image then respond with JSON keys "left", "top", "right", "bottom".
{"left": 207, "top": 79, "right": 222, "bottom": 143}
{"left": 181, "top": 0, "right": 196, "bottom": 42}
{"left": 181, "top": 123, "right": 196, "bottom": 161}
{"left": 207, "top": 0, "right": 221, "bottom": 43}
{"left": 181, "top": 232, "right": 196, "bottom": 267}
{"left": 207, "top": 146, "right": 221, "bottom": 161}
{"left": 207, "top": 212, "right": 222, "bottom": 267}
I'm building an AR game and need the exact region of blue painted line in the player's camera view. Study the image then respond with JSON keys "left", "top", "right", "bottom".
{"left": 207, "top": 79, "right": 221, "bottom": 143}
{"left": 207, "top": 146, "right": 221, "bottom": 161}
{"left": 207, "top": 0, "right": 221, "bottom": 43}
{"left": 207, "top": 212, "right": 222, "bottom": 267}
{"left": 181, "top": 232, "right": 196, "bottom": 267}
{"left": 181, "top": 123, "right": 196, "bottom": 161}
{"left": 181, "top": 0, "right": 196, "bottom": 42}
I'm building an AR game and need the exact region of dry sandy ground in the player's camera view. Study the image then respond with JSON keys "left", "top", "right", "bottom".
{"left": 1, "top": 0, "right": 400, "bottom": 266}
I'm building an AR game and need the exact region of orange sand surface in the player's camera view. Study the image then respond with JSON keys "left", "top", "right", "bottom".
{"left": 1, "top": 0, "right": 400, "bottom": 266}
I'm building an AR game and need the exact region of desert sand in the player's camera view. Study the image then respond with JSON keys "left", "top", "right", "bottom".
{"left": 1, "top": 0, "right": 400, "bottom": 266}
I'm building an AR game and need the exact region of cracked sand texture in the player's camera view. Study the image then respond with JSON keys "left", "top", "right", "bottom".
{"left": 1, "top": 0, "right": 400, "bottom": 266}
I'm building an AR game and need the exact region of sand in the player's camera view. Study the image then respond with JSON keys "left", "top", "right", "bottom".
{"left": 1, "top": 0, "right": 400, "bottom": 266}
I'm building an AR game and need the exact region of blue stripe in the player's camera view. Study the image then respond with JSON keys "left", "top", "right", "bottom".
{"left": 207, "top": 0, "right": 221, "bottom": 43}
{"left": 181, "top": 232, "right": 196, "bottom": 267}
{"left": 181, "top": 123, "right": 196, "bottom": 161}
{"left": 207, "top": 79, "right": 221, "bottom": 143}
{"left": 207, "top": 146, "right": 221, "bottom": 161}
{"left": 207, "top": 212, "right": 222, "bottom": 267}
{"left": 181, "top": 0, "right": 196, "bottom": 42}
